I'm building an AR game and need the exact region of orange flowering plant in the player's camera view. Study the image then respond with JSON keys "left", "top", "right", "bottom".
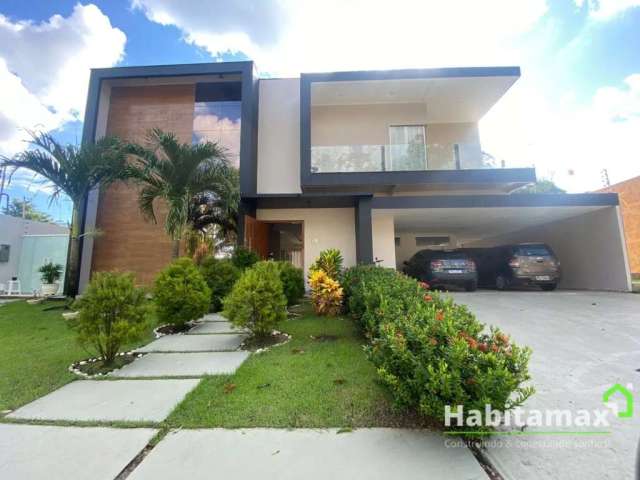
{"left": 340, "top": 265, "right": 534, "bottom": 433}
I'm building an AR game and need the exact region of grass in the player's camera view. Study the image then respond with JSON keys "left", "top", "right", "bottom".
{"left": 166, "top": 303, "right": 423, "bottom": 429}
{"left": 0, "top": 299, "right": 157, "bottom": 412}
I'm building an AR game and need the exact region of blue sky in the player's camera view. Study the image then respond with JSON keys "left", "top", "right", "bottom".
{"left": 0, "top": 0, "right": 639, "bottom": 223}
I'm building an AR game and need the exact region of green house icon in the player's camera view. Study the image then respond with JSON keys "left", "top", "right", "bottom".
{"left": 603, "top": 384, "right": 634, "bottom": 418}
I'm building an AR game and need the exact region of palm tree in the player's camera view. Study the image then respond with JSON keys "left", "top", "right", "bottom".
{"left": 0, "top": 132, "right": 129, "bottom": 296}
{"left": 126, "top": 128, "right": 237, "bottom": 258}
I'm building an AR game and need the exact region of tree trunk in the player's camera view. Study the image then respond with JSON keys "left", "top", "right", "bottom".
{"left": 171, "top": 238, "right": 180, "bottom": 259}
{"left": 64, "top": 204, "right": 82, "bottom": 297}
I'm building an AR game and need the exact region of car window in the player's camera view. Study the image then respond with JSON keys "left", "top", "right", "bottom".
{"left": 515, "top": 245, "right": 551, "bottom": 256}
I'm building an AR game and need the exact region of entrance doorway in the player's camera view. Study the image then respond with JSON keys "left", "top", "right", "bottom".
{"left": 244, "top": 217, "right": 303, "bottom": 269}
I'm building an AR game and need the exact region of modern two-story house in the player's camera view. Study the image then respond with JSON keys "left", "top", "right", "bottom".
{"left": 77, "top": 61, "right": 632, "bottom": 292}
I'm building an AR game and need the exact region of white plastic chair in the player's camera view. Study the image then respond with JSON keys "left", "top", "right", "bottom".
{"left": 7, "top": 280, "right": 21, "bottom": 295}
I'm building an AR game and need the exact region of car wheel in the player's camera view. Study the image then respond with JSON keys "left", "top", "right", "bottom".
{"left": 465, "top": 281, "right": 477, "bottom": 292}
{"left": 495, "top": 275, "right": 508, "bottom": 290}
{"left": 540, "top": 283, "right": 557, "bottom": 291}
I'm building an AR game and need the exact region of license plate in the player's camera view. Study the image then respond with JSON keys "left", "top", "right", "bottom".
{"left": 448, "top": 270, "right": 464, "bottom": 274}
{"left": 535, "top": 275, "right": 551, "bottom": 281}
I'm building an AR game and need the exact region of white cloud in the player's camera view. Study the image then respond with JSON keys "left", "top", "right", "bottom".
{"left": 0, "top": 4, "right": 126, "bottom": 156}
{"left": 576, "top": 0, "right": 640, "bottom": 20}
{"left": 480, "top": 73, "right": 640, "bottom": 192}
{"left": 132, "top": 0, "right": 548, "bottom": 75}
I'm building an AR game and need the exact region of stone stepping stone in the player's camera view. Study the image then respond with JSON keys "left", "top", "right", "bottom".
{"left": 7, "top": 379, "right": 199, "bottom": 423}
{"left": 0, "top": 424, "right": 155, "bottom": 480}
{"left": 127, "top": 428, "right": 487, "bottom": 480}
{"left": 136, "top": 333, "right": 246, "bottom": 353}
{"left": 111, "top": 352, "right": 250, "bottom": 378}
{"left": 202, "top": 313, "right": 227, "bottom": 322}
{"left": 187, "top": 321, "right": 244, "bottom": 334}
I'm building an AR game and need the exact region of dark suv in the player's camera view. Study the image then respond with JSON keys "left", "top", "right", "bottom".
{"left": 403, "top": 250, "right": 478, "bottom": 291}
{"left": 467, "top": 243, "right": 560, "bottom": 291}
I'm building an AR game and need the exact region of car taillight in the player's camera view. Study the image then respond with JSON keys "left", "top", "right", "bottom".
{"left": 508, "top": 257, "right": 520, "bottom": 268}
{"left": 466, "top": 260, "right": 476, "bottom": 272}
{"left": 430, "top": 260, "right": 444, "bottom": 272}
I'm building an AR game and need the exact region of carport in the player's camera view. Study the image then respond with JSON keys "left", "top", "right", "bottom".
{"left": 370, "top": 193, "right": 632, "bottom": 291}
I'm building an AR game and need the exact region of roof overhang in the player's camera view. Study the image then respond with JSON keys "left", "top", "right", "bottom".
{"left": 306, "top": 66, "right": 520, "bottom": 123}
{"left": 372, "top": 193, "right": 620, "bottom": 242}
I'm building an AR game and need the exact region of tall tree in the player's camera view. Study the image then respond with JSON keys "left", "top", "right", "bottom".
{"left": 1, "top": 132, "right": 129, "bottom": 296}
{"left": 126, "top": 129, "right": 237, "bottom": 258}
{"left": 3, "top": 198, "right": 53, "bottom": 223}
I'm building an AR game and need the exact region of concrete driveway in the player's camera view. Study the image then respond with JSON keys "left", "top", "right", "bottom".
{"left": 449, "top": 290, "right": 640, "bottom": 480}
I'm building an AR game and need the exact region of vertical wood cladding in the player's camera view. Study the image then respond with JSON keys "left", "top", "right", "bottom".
{"left": 600, "top": 176, "right": 640, "bottom": 275}
{"left": 91, "top": 84, "right": 195, "bottom": 285}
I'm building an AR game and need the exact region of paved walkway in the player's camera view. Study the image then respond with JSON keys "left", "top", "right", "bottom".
{"left": 128, "top": 428, "right": 488, "bottom": 480}
{"left": 8, "top": 316, "right": 250, "bottom": 423}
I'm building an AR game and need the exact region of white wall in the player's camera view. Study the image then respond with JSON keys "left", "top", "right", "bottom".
{"left": 372, "top": 213, "right": 396, "bottom": 268}
{"left": 394, "top": 231, "right": 458, "bottom": 269}
{"left": 0, "top": 215, "right": 69, "bottom": 286}
{"left": 256, "top": 208, "right": 356, "bottom": 277}
{"left": 468, "top": 206, "right": 631, "bottom": 291}
{"left": 257, "top": 78, "right": 301, "bottom": 194}
{"left": 311, "top": 103, "right": 482, "bottom": 168}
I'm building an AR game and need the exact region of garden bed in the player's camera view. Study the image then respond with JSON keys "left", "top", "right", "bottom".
{"left": 69, "top": 352, "right": 144, "bottom": 377}
{"left": 240, "top": 330, "right": 291, "bottom": 353}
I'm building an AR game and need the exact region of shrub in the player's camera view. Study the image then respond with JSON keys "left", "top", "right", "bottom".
{"left": 199, "top": 257, "right": 240, "bottom": 312}
{"left": 223, "top": 261, "right": 287, "bottom": 337}
{"left": 309, "top": 248, "right": 343, "bottom": 278}
{"left": 342, "top": 265, "right": 534, "bottom": 431}
{"left": 308, "top": 269, "right": 343, "bottom": 316}
{"left": 70, "top": 272, "right": 149, "bottom": 365}
{"left": 275, "top": 261, "right": 305, "bottom": 306}
{"left": 231, "top": 246, "right": 260, "bottom": 271}
{"left": 154, "top": 257, "right": 211, "bottom": 329}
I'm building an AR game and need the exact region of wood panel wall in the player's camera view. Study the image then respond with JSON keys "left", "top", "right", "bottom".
{"left": 91, "top": 84, "right": 195, "bottom": 285}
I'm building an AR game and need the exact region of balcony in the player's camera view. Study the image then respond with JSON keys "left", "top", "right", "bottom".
{"left": 311, "top": 142, "right": 494, "bottom": 173}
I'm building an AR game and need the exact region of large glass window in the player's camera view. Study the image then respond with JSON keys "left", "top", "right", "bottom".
{"left": 192, "top": 82, "right": 242, "bottom": 168}
{"left": 388, "top": 125, "right": 426, "bottom": 171}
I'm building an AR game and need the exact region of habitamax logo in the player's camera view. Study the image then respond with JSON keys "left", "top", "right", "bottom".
{"left": 444, "top": 383, "right": 633, "bottom": 432}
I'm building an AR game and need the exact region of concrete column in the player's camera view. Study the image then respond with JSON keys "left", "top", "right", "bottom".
{"left": 355, "top": 197, "right": 373, "bottom": 264}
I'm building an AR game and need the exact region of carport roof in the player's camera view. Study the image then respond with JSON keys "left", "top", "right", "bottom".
{"left": 373, "top": 193, "right": 620, "bottom": 240}
{"left": 371, "top": 193, "right": 619, "bottom": 210}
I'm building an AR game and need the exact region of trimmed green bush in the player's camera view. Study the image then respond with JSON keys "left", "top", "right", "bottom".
{"left": 342, "top": 265, "right": 534, "bottom": 432}
{"left": 223, "top": 261, "right": 287, "bottom": 337}
{"left": 70, "top": 272, "right": 149, "bottom": 365}
{"left": 231, "top": 246, "right": 260, "bottom": 271}
{"left": 200, "top": 257, "right": 240, "bottom": 312}
{"left": 275, "top": 261, "right": 305, "bottom": 306}
{"left": 154, "top": 257, "right": 211, "bottom": 329}
{"left": 309, "top": 248, "right": 343, "bottom": 278}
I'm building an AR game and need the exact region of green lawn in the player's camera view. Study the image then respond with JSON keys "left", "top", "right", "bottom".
{"left": 167, "top": 305, "right": 422, "bottom": 429}
{"left": 0, "top": 300, "right": 157, "bottom": 412}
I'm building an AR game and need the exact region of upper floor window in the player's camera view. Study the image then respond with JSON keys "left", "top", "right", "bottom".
{"left": 192, "top": 82, "right": 241, "bottom": 168}
{"left": 388, "top": 125, "right": 426, "bottom": 171}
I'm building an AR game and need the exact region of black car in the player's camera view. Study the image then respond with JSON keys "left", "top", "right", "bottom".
{"left": 403, "top": 250, "right": 478, "bottom": 291}
{"left": 465, "top": 243, "right": 560, "bottom": 291}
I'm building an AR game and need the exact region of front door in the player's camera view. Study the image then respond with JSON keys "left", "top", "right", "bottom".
{"left": 244, "top": 215, "right": 269, "bottom": 259}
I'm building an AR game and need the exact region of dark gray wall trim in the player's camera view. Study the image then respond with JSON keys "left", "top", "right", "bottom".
{"left": 302, "top": 66, "right": 520, "bottom": 83}
{"left": 303, "top": 168, "right": 536, "bottom": 188}
{"left": 355, "top": 197, "right": 373, "bottom": 264}
{"left": 370, "top": 193, "right": 620, "bottom": 210}
{"left": 254, "top": 195, "right": 359, "bottom": 209}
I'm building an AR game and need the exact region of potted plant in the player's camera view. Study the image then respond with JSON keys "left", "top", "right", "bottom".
{"left": 38, "top": 262, "right": 63, "bottom": 296}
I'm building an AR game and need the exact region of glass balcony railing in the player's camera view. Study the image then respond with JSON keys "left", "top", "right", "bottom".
{"left": 311, "top": 143, "right": 500, "bottom": 173}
